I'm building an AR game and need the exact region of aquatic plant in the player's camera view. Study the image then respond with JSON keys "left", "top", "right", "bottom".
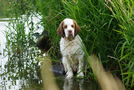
{"left": 35, "top": 0, "right": 134, "bottom": 88}
{"left": 2, "top": 15, "right": 42, "bottom": 88}
{"left": 2, "top": 0, "right": 134, "bottom": 89}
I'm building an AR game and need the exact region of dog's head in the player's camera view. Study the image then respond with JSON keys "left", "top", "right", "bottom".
{"left": 57, "top": 18, "right": 80, "bottom": 41}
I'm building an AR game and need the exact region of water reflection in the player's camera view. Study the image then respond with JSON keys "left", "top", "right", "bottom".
{"left": 0, "top": 17, "right": 42, "bottom": 89}
{"left": 0, "top": 21, "right": 8, "bottom": 57}
{"left": 0, "top": 17, "right": 100, "bottom": 90}
{"left": 40, "top": 57, "right": 100, "bottom": 90}
{"left": 57, "top": 77, "right": 100, "bottom": 90}
{"left": 63, "top": 79, "right": 85, "bottom": 90}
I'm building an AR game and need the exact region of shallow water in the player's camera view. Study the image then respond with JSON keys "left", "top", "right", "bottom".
{"left": 0, "top": 17, "right": 42, "bottom": 90}
{"left": 0, "top": 17, "right": 100, "bottom": 90}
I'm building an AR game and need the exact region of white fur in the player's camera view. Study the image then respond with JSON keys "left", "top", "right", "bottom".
{"left": 59, "top": 19, "right": 84, "bottom": 79}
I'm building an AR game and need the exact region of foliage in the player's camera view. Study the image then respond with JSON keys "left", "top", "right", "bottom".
{"left": 105, "top": 0, "right": 134, "bottom": 87}
{"left": 0, "top": 0, "right": 9, "bottom": 18}
{"left": 3, "top": 0, "right": 134, "bottom": 89}
{"left": 35, "top": 0, "right": 134, "bottom": 88}
{"left": 4, "top": 0, "right": 37, "bottom": 17}
{"left": 2, "top": 16, "right": 41, "bottom": 85}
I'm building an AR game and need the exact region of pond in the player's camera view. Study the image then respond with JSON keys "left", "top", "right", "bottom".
{"left": 0, "top": 17, "right": 100, "bottom": 90}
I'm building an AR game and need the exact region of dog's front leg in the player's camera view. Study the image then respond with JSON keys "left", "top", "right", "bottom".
{"left": 77, "top": 55, "right": 84, "bottom": 78}
{"left": 62, "top": 56, "right": 73, "bottom": 79}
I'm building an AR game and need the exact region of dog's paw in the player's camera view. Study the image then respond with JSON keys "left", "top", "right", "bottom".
{"left": 66, "top": 72, "right": 73, "bottom": 79}
{"left": 77, "top": 72, "right": 84, "bottom": 78}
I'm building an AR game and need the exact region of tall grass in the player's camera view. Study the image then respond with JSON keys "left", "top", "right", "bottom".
{"left": 4, "top": 0, "right": 134, "bottom": 89}
{"left": 104, "top": 0, "right": 134, "bottom": 87}
{"left": 0, "top": 0, "right": 9, "bottom": 18}
{"left": 3, "top": 15, "right": 41, "bottom": 85}
{"left": 35, "top": 0, "right": 134, "bottom": 88}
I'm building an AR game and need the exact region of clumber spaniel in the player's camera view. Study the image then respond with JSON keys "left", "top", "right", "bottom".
{"left": 57, "top": 18, "right": 85, "bottom": 79}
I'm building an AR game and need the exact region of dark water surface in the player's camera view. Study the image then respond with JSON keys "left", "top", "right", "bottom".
{"left": 46, "top": 74, "right": 100, "bottom": 90}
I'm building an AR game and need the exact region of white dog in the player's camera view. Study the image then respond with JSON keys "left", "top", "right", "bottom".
{"left": 57, "top": 18, "right": 85, "bottom": 79}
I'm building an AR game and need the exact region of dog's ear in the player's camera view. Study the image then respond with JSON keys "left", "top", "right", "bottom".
{"left": 57, "top": 21, "right": 65, "bottom": 37}
{"left": 73, "top": 20, "right": 80, "bottom": 36}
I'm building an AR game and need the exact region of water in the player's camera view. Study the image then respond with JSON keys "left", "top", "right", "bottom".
{"left": 0, "top": 16, "right": 100, "bottom": 90}
{"left": 0, "top": 16, "right": 43, "bottom": 90}
{"left": 0, "top": 18, "right": 22, "bottom": 90}
{"left": 0, "top": 20, "right": 8, "bottom": 66}
{"left": 0, "top": 1, "right": 99, "bottom": 89}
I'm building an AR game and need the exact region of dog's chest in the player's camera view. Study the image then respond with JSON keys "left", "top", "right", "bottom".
{"left": 60, "top": 40, "right": 81, "bottom": 56}
{"left": 66, "top": 42, "right": 77, "bottom": 54}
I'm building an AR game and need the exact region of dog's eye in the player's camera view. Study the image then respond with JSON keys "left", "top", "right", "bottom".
{"left": 63, "top": 25, "right": 67, "bottom": 29}
{"left": 71, "top": 25, "right": 74, "bottom": 28}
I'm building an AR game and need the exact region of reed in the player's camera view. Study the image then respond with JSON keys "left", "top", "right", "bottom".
{"left": 35, "top": 0, "right": 134, "bottom": 88}
{"left": 104, "top": 0, "right": 134, "bottom": 87}
{"left": 4, "top": 0, "right": 134, "bottom": 89}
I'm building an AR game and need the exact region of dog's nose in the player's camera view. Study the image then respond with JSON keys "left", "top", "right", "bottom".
{"left": 68, "top": 30, "right": 72, "bottom": 34}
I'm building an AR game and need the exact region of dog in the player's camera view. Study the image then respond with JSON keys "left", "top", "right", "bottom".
{"left": 57, "top": 18, "right": 85, "bottom": 79}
